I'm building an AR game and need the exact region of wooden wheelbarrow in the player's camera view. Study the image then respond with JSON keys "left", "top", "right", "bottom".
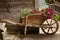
{"left": 1, "top": 14, "right": 59, "bottom": 35}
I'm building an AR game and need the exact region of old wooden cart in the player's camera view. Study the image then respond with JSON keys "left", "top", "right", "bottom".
{"left": 1, "top": 13, "right": 59, "bottom": 35}
{"left": 18, "top": 14, "right": 59, "bottom": 35}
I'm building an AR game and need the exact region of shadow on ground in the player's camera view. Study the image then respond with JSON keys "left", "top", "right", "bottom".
{"left": 20, "top": 34, "right": 60, "bottom": 40}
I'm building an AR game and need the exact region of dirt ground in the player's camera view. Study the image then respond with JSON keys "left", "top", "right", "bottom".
{"left": 3, "top": 21, "right": 60, "bottom": 40}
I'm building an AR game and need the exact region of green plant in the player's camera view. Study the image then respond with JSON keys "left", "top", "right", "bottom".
{"left": 53, "top": 14, "right": 60, "bottom": 21}
{"left": 20, "top": 8, "right": 30, "bottom": 18}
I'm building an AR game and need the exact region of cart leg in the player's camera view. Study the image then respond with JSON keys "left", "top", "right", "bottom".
{"left": 24, "top": 26, "right": 27, "bottom": 35}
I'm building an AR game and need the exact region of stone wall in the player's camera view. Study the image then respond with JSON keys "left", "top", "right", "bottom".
{"left": 0, "top": 8, "right": 21, "bottom": 22}
{"left": 0, "top": 0, "right": 34, "bottom": 22}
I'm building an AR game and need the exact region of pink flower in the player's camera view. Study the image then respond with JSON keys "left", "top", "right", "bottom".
{"left": 50, "top": 10, "right": 54, "bottom": 15}
{"left": 41, "top": 13, "right": 45, "bottom": 17}
{"left": 46, "top": 8, "right": 54, "bottom": 15}
{"left": 46, "top": 8, "right": 50, "bottom": 12}
{"left": 33, "top": 9, "right": 37, "bottom": 13}
{"left": 47, "top": 15, "right": 51, "bottom": 19}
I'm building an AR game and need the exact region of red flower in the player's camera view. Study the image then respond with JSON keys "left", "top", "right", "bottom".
{"left": 47, "top": 15, "right": 51, "bottom": 19}
{"left": 46, "top": 8, "right": 54, "bottom": 15}
{"left": 33, "top": 9, "right": 37, "bottom": 13}
{"left": 41, "top": 13, "right": 45, "bottom": 17}
{"left": 46, "top": 8, "right": 50, "bottom": 12}
{"left": 50, "top": 10, "right": 54, "bottom": 14}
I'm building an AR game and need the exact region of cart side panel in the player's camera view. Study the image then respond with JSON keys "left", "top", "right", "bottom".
{"left": 22, "top": 15, "right": 43, "bottom": 26}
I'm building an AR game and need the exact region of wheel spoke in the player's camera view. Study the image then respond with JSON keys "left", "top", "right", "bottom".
{"left": 50, "top": 19, "right": 52, "bottom": 25}
{"left": 43, "top": 27, "right": 48, "bottom": 30}
{"left": 52, "top": 22, "right": 56, "bottom": 25}
{"left": 46, "top": 20, "right": 49, "bottom": 25}
{"left": 51, "top": 28, "right": 53, "bottom": 32}
{"left": 51, "top": 27, "right": 56, "bottom": 28}
{"left": 47, "top": 28, "right": 50, "bottom": 33}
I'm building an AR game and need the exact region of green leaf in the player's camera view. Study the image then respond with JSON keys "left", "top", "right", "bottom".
{"left": 20, "top": 8, "right": 30, "bottom": 18}
{"left": 53, "top": 14, "right": 60, "bottom": 21}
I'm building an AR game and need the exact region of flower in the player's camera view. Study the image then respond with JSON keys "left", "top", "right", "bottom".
{"left": 33, "top": 9, "right": 37, "bottom": 13}
{"left": 40, "top": 13, "right": 45, "bottom": 17}
{"left": 40, "top": 8, "right": 56, "bottom": 19}
{"left": 47, "top": 15, "right": 51, "bottom": 19}
{"left": 46, "top": 8, "right": 50, "bottom": 12}
{"left": 33, "top": 9, "right": 38, "bottom": 13}
{"left": 46, "top": 8, "right": 54, "bottom": 15}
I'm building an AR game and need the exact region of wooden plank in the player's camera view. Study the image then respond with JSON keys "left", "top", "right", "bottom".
{"left": 1, "top": 19, "right": 23, "bottom": 26}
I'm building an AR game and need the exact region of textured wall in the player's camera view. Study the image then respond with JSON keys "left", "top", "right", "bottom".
{"left": 0, "top": 8, "right": 21, "bottom": 22}
{"left": 0, "top": 0, "right": 34, "bottom": 22}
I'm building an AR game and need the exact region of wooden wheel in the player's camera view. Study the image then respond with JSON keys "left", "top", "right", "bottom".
{"left": 41, "top": 19, "right": 59, "bottom": 35}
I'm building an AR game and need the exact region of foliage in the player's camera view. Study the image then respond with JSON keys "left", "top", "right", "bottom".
{"left": 20, "top": 8, "right": 30, "bottom": 18}
{"left": 53, "top": 14, "right": 60, "bottom": 21}
{"left": 20, "top": 7, "right": 57, "bottom": 21}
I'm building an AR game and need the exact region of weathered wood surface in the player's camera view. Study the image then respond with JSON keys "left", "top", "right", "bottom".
{"left": 0, "top": 14, "right": 43, "bottom": 27}
{"left": 1, "top": 19, "right": 23, "bottom": 26}
{"left": 22, "top": 14, "right": 43, "bottom": 26}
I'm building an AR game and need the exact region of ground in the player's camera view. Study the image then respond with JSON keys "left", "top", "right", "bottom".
{"left": 3, "top": 21, "right": 60, "bottom": 40}
{"left": 3, "top": 33, "right": 60, "bottom": 40}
